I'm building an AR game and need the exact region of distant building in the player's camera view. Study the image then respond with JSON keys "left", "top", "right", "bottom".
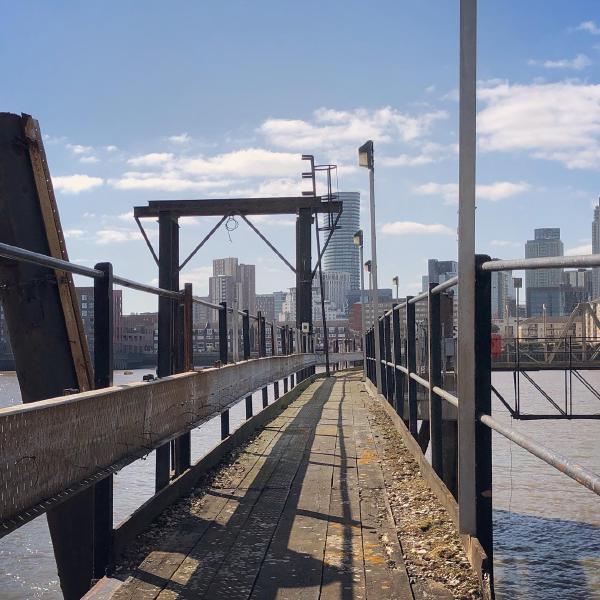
{"left": 272, "top": 291, "right": 286, "bottom": 323}
{"left": 491, "top": 270, "right": 516, "bottom": 321}
{"left": 592, "top": 199, "right": 600, "bottom": 298}
{"left": 321, "top": 191, "right": 361, "bottom": 294}
{"left": 256, "top": 293, "right": 275, "bottom": 323}
{"left": 0, "top": 304, "right": 12, "bottom": 358}
{"left": 117, "top": 312, "right": 158, "bottom": 357}
{"left": 75, "top": 286, "right": 123, "bottom": 350}
{"left": 525, "top": 228, "right": 564, "bottom": 317}
{"left": 208, "top": 257, "right": 256, "bottom": 321}
{"left": 321, "top": 271, "right": 351, "bottom": 314}
{"left": 562, "top": 269, "right": 592, "bottom": 314}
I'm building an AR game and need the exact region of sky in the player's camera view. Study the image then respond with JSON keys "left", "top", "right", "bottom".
{"left": 1, "top": 1, "right": 600, "bottom": 313}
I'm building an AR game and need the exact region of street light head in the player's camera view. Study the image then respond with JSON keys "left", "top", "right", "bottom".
{"left": 358, "top": 140, "right": 374, "bottom": 169}
{"left": 392, "top": 275, "right": 399, "bottom": 286}
{"left": 364, "top": 260, "right": 372, "bottom": 273}
{"left": 513, "top": 277, "right": 522, "bottom": 289}
{"left": 353, "top": 229, "right": 363, "bottom": 247}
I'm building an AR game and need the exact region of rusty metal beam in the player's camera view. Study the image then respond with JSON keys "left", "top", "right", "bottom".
{"left": 134, "top": 197, "right": 342, "bottom": 218}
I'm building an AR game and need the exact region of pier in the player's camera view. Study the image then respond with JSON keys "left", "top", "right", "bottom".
{"left": 2, "top": 2, "right": 600, "bottom": 599}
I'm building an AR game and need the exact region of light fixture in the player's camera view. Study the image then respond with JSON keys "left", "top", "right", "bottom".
{"left": 358, "top": 140, "right": 374, "bottom": 169}
{"left": 364, "top": 260, "right": 371, "bottom": 273}
{"left": 353, "top": 229, "right": 363, "bottom": 247}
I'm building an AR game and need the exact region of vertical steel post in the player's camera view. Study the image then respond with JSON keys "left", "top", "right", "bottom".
{"left": 156, "top": 211, "right": 178, "bottom": 492}
{"left": 219, "top": 302, "right": 229, "bottom": 438}
{"left": 475, "top": 255, "right": 493, "bottom": 572}
{"left": 406, "top": 297, "right": 417, "bottom": 436}
{"left": 457, "top": 0, "right": 479, "bottom": 543}
{"left": 428, "top": 283, "right": 443, "bottom": 477}
{"left": 296, "top": 208, "right": 313, "bottom": 341}
{"left": 384, "top": 313, "right": 393, "bottom": 402}
{"left": 259, "top": 313, "right": 268, "bottom": 407}
{"left": 173, "top": 283, "right": 192, "bottom": 476}
{"left": 360, "top": 244, "right": 367, "bottom": 378}
{"left": 242, "top": 309, "right": 253, "bottom": 418}
{"left": 92, "top": 263, "right": 113, "bottom": 579}
{"left": 392, "top": 306, "right": 403, "bottom": 416}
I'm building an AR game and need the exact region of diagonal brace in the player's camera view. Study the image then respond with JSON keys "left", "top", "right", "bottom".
{"left": 311, "top": 210, "right": 341, "bottom": 280}
{"left": 239, "top": 213, "right": 296, "bottom": 274}
{"left": 179, "top": 215, "right": 228, "bottom": 271}
{"left": 134, "top": 216, "right": 159, "bottom": 267}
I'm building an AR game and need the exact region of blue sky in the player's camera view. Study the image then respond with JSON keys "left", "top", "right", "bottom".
{"left": 1, "top": 1, "right": 600, "bottom": 312}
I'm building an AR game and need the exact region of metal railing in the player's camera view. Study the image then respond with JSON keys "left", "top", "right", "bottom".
{"left": 365, "top": 252, "right": 600, "bottom": 582}
{"left": 0, "top": 239, "right": 315, "bottom": 585}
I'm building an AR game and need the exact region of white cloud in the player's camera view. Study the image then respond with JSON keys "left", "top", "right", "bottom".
{"left": 53, "top": 174, "right": 104, "bottom": 194}
{"left": 67, "top": 143, "right": 94, "bottom": 155}
{"left": 528, "top": 54, "right": 591, "bottom": 70}
{"left": 109, "top": 172, "right": 232, "bottom": 192}
{"left": 95, "top": 228, "right": 143, "bottom": 244}
{"left": 576, "top": 21, "right": 600, "bottom": 35}
{"left": 104, "top": 145, "right": 118, "bottom": 152}
{"left": 64, "top": 229, "right": 86, "bottom": 239}
{"left": 259, "top": 106, "right": 447, "bottom": 152}
{"left": 79, "top": 155, "right": 99, "bottom": 164}
{"left": 178, "top": 265, "right": 212, "bottom": 295}
{"left": 381, "top": 221, "right": 455, "bottom": 236}
{"left": 127, "top": 152, "right": 174, "bottom": 167}
{"left": 566, "top": 243, "right": 592, "bottom": 255}
{"left": 381, "top": 142, "right": 454, "bottom": 167}
{"left": 179, "top": 148, "right": 301, "bottom": 177}
{"left": 478, "top": 80, "right": 600, "bottom": 169}
{"left": 413, "top": 181, "right": 530, "bottom": 205}
{"left": 168, "top": 133, "right": 191, "bottom": 144}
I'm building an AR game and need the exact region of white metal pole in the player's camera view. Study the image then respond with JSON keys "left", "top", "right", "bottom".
{"left": 457, "top": 0, "right": 477, "bottom": 537}
{"left": 360, "top": 244, "right": 367, "bottom": 379}
{"left": 369, "top": 165, "right": 383, "bottom": 393}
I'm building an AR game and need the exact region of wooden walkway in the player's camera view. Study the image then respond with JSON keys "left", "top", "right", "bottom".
{"left": 110, "top": 373, "right": 414, "bottom": 599}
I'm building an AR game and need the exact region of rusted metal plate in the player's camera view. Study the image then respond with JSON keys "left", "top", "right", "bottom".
{"left": 0, "top": 355, "right": 315, "bottom": 528}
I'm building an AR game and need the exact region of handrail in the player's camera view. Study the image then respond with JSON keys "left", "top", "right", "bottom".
{"left": 0, "top": 241, "right": 182, "bottom": 299}
{"left": 480, "top": 254, "right": 600, "bottom": 272}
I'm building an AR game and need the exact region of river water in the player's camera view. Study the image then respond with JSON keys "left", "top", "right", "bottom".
{"left": 0, "top": 369, "right": 599, "bottom": 599}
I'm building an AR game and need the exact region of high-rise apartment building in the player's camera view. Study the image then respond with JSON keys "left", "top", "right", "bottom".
{"left": 256, "top": 294, "right": 275, "bottom": 323}
{"left": 592, "top": 199, "right": 600, "bottom": 298}
{"left": 321, "top": 271, "right": 351, "bottom": 313}
{"left": 273, "top": 291, "right": 286, "bottom": 322}
{"left": 208, "top": 257, "right": 256, "bottom": 319}
{"left": 525, "top": 228, "right": 564, "bottom": 317}
{"left": 321, "top": 192, "right": 361, "bottom": 292}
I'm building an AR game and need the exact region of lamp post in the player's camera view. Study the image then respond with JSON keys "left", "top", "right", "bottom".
{"left": 354, "top": 230, "right": 367, "bottom": 378}
{"left": 393, "top": 275, "right": 399, "bottom": 302}
{"left": 359, "top": 140, "right": 382, "bottom": 392}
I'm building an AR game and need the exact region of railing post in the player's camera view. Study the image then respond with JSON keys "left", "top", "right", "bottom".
{"left": 243, "top": 309, "right": 252, "bottom": 417}
{"left": 93, "top": 262, "right": 113, "bottom": 579}
{"left": 242, "top": 309, "right": 250, "bottom": 359}
{"left": 392, "top": 305, "right": 403, "bottom": 417}
{"left": 259, "top": 313, "right": 268, "bottom": 408}
{"left": 428, "top": 283, "right": 443, "bottom": 477}
{"left": 474, "top": 255, "right": 493, "bottom": 569}
{"left": 384, "top": 312, "right": 393, "bottom": 402}
{"left": 156, "top": 210, "right": 178, "bottom": 492}
{"left": 406, "top": 297, "right": 417, "bottom": 436}
{"left": 219, "top": 302, "right": 230, "bottom": 438}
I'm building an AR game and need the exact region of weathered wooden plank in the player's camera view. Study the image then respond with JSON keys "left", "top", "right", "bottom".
{"left": 0, "top": 354, "right": 316, "bottom": 529}
{"left": 113, "top": 399, "right": 296, "bottom": 600}
{"left": 251, "top": 379, "right": 338, "bottom": 599}
{"left": 320, "top": 390, "right": 366, "bottom": 600}
{"left": 353, "top": 385, "right": 413, "bottom": 599}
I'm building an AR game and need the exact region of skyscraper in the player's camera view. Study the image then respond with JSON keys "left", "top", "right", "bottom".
{"left": 321, "top": 192, "right": 361, "bottom": 291}
{"left": 208, "top": 257, "right": 256, "bottom": 320}
{"left": 525, "top": 228, "right": 564, "bottom": 317}
{"left": 592, "top": 199, "right": 600, "bottom": 298}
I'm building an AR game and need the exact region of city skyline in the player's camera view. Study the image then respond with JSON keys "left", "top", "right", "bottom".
{"left": 2, "top": 2, "right": 600, "bottom": 314}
